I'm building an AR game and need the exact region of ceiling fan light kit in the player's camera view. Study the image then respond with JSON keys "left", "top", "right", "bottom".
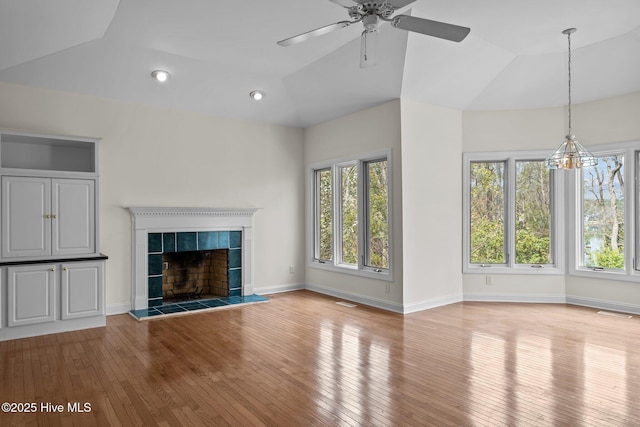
{"left": 545, "top": 28, "right": 597, "bottom": 170}
{"left": 277, "top": 0, "right": 470, "bottom": 68}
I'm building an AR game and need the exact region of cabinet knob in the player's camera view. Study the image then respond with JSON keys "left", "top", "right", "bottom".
{"left": 44, "top": 214, "right": 51, "bottom": 219}
{"left": 52, "top": 214, "right": 57, "bottom": 219}
{"left": 50, "top": 267, "right": 55, "bottom": 272}
{"left": 63, "top": 267, "right": 68, "bottom": 271}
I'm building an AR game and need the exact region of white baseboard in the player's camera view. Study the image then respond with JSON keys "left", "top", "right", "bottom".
{"left": 566, "top": 295, "right": 640, "bottom": 315}
{"left": 403, "top": 293, "right": 464, "bottom": 314}
{"left": 464, "top": 293, "right": 566, "bottom": 304}
{"left": 305, "top": 283, "right": 405, "bottom": 313}
{"left": 254, "top": 283, "right": 305, "bottom": 295}
{"left": 107, "top": 303, "right": 132, "bottom": 316}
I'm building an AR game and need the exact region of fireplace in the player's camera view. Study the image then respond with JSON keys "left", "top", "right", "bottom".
{"left": 127, "top": 207, "right": 258, "bottom": 310}
{"left": 163, "top": 249, "right": 229, "bottom": 301}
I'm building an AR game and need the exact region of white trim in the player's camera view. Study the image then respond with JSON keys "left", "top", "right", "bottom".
{"left": 402, "top": 294, "right": 464, "bottom": 314}
{"left": 127, "top": 207, "right": 259, "bottom": 217}
{"left": 566, "top": 295, "right": 640, "bottom": 315}
{"left": 106, "top": 302, "right": 132, "bottom": 315}
{"left": 464, "top": 293, "right": 566, "bottom": 304}
{"left": 0, "top": 315, "right": 105, "bottom": 342}
{"left": 305, "top": 282, "right": 404, "bottom": 313}
{"left": 254, "top": 283, "right": 305, "bottom": 295}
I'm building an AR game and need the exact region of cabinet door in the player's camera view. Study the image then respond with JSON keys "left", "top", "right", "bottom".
{"left": 1, "top": 176, "right": 51, "bottom": 258}
{"left": 51, "top": 179, "right": 95, "bottom": 256}
{"left": 7, "top": 264, "right": 56, "bottom": 327}
{"left": 61, "top": 261, "right": 104, "bottom": 320}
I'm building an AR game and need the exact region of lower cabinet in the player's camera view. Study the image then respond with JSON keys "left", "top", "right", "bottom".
{"left": 61, "top": 261, "right": 104, "bottom": 320}
{"left": 7, "top": 264, "right": 56, "bottom": 327}
{"left": 2, "top": 259, "right": 105, "bottom": 339}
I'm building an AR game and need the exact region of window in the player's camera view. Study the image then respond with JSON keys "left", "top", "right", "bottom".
{"left": 570, "top": 143, "right": 639, "bottom": 280}
{"left": 469, "top": 161, "right": 506, "bottom": 265}
{"left": 315, "top": 168, "right": 332, "bottom": 262}
{"left": 310, "top": 151, "right": 392, "bottom": 280}
{"left": 580, "top": 154, "right": 625, "bottom": 271}
{"left": 463, "top": 151, "right": 560, "bottom": 273}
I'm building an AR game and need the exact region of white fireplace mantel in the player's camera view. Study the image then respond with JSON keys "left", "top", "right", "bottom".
{"left": 127, "top": 207, "right": 259, "bottom": 310}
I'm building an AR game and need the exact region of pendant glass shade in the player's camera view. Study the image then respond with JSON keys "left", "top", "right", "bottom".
{"left": 545, "top": 134, "right": 597, "bottom": 169}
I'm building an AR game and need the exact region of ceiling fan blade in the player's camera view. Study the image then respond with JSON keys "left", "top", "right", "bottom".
{"left": 392, "top": 15, "right": 470, "bottom": 42}
{"left": 328, "top": 0, "right": 357, "bottom": 7}
{"left": 387, "top": 0, "right": 417, "bottom": 9}
{"left": 277, "top": 21, "right": 354, "bottom": 47}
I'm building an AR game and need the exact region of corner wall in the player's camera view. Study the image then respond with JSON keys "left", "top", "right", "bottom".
{"left": 400, "top": 99, "right": 464, "bottom": 312}
{"left": 304, "top": 100, "right": 404, "bottom": 311}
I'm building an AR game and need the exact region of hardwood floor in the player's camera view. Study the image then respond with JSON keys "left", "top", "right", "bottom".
{"left": 1, "top": 290, "right": 640, "bottom": 426}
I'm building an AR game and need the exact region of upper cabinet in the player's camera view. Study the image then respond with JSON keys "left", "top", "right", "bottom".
{"left": 0, "top": 130, "right": 98, "bottom": 175}
{"left": 1, "top": 176, "right": 95, "bottom": 258}
{"left": 0, "top": 130, "right": 100, "bottom": 262}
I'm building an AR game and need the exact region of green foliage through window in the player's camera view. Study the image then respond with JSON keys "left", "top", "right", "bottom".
{"left": 470, "top": 162, "right": 505, "bottom": 264}
{"left": 312, "top": 154, "right": 391, "bottom": 274}
{"left": 317, "top": 168, "right": 333, "bottom": 261}
{"left": 366, "top": 160, "right": 389, "bottom": 269}
{"left": 582, "top": 155, "right": 624, "bottom": 270}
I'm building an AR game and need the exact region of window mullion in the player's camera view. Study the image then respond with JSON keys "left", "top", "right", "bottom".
{"left": 332, "top": 164, "right": 341, "bottom": 266}
{"left": 358, "top": 160, "right": 366, "bottom": 270}
{"left": 506, "top": 158, "right": 516, "bottom": 267}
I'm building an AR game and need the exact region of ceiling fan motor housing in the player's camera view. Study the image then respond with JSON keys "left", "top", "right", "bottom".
{"left": 349, "top": 1, "right": 395, "bottom": 20}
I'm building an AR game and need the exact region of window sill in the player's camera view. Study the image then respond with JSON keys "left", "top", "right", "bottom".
{"left": 464, "top": 265, "right": 564, "bottom": 275}
{"left": 309, "top": 261, "right": 393, "bottom": 282}
{"left": 569, "top": 268, "right": 640, "bottom": 283}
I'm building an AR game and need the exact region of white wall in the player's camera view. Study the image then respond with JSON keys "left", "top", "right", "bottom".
{"left": 400, "top": 99, "right": 464, "bottom": 312}
{"left": 0, "top": 82, "right": 306, "bottom": 312}
{"left": 462, "top": 92, "right": 640, "bottom": 309}
{"left": 304, "top": 100, "right": 404, "bottom": 311}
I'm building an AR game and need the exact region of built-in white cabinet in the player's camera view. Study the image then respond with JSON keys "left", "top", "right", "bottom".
{"left": 61, "top": 261, "right": 104, "bottom": 320}
{"left": 4, "top": 260, "right": 105, "bottom": 329}
{"left": 1, "top": 176, "right": 95, "bottom": 258}
{"left": 0, "top": 130, "right": 105, "bottom": 341}
{"left": 7, "top": 264, "right": 56, "bottom": 327}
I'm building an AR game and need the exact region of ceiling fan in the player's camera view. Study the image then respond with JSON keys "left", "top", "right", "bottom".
{"left": 277, "top": 0, "right": 470, "bottom": 68}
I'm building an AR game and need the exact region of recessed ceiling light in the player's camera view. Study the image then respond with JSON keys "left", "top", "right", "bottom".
{"left": 249, "top": 90, "right": 265, "bottom": 101}
{"left": 151, "top": 70, "right": 170, "bottom": 82}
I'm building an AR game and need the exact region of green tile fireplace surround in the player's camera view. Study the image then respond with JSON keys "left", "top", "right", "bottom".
{"left": 147, "top": 230, "right": 243, "bottom": 306}
{"left": 126, "top": 207, "right": 259, "bottom": 311}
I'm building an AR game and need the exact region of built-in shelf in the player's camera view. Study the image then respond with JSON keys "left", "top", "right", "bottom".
{"left": 0, "top": 131, "right": 98, "bottom": 173}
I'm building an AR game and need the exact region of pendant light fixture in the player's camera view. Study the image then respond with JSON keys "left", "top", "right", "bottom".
{"left": 545, "top": 28, "right": 596, "bottom": 170}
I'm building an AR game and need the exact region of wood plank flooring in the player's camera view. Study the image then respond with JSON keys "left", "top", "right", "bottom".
{"left": 1, "top": 290, "right": 640, "bottom": 426}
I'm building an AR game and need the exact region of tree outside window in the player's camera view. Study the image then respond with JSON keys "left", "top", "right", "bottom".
{"left": 582, "top": 154, "right": 624, "bottom": 270}
{"left": 311, "top": 153, "right": 391, "bottom": 278}
{"left": 466, "top": 154, "right": 556, "bottom": 270}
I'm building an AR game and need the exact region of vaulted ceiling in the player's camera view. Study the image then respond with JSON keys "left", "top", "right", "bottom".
{"left": 1, "top": 0, "right": 639, "bottom": 128}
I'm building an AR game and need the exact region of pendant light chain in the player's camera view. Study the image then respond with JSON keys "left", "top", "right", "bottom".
{"left": 567, "top": 30, "right": 572, "bottom": 135}
{"left": 545, "top": 27, "right": 597, "bottom": 170}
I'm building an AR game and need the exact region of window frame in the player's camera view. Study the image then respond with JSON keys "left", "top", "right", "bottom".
{"left": 463, "top": 150, "right": 564, "bottom": 275}
{"left": 568, "top": 141, "right": 640, "bottom": 282}
{"left": 308, "top": 149, "right": 393, "bottom": 282}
